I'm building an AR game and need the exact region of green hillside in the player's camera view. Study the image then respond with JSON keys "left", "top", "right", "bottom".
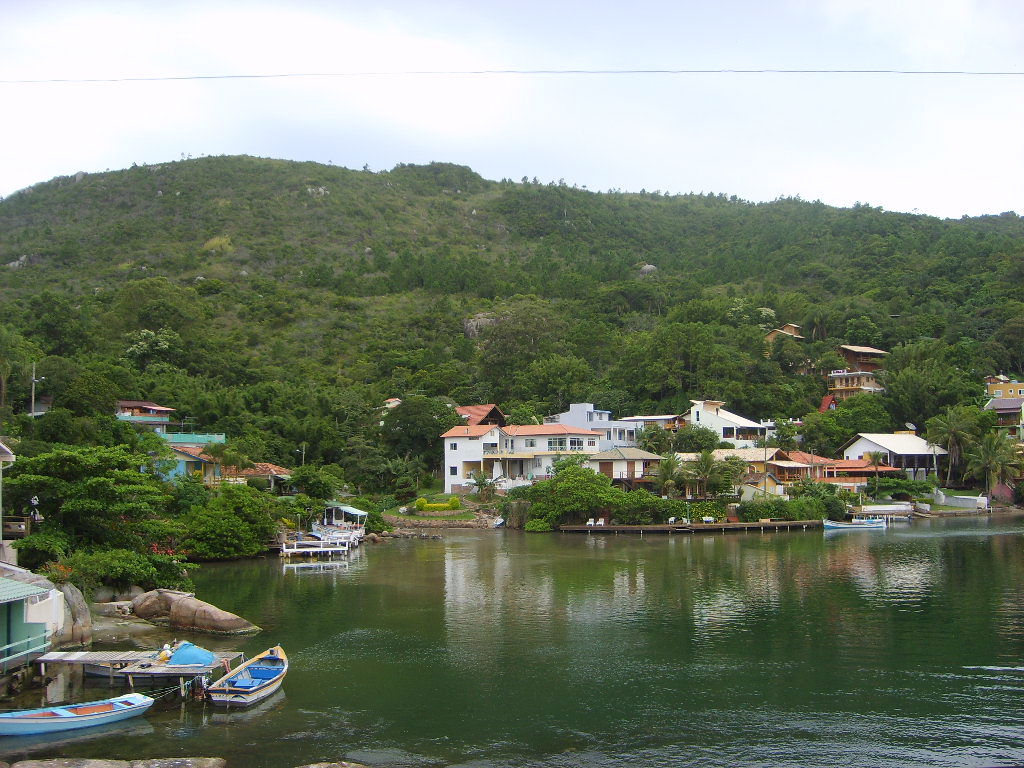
{"left": 0, "top": 155, "right": 1022, "bottom": 487}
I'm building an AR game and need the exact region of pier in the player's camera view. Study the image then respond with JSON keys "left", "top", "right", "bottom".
{"left": 559, "top": 519, "right": 823, "bottom": 534}
{"left": 36, "top": 649, "right": 244, "bottom": 694}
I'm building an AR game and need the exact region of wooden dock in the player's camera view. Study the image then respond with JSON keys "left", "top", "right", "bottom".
{"left": 36, "top": 649, "right": 244, "bottom": 693}
{"left": 560, "top": 519, "right": 823, "bottom": 534}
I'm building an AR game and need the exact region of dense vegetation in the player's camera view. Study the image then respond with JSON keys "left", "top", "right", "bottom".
{"left": 0, "top": 155, "right": 1022, "bottom": 548}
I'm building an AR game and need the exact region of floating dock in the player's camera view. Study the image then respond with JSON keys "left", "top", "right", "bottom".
{"left": 560, "top": 519, "right": 822, "bottom": 534}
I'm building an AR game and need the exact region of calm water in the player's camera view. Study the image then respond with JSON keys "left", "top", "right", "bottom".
{"left": 5, "top": 517, "right": 1024, "bottom": 767}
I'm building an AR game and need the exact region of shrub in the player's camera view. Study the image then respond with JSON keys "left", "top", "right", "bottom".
{"left": 415, "top": 497, "right": 428, "bottom": 511}
{"left": 447, "top": 496, "right": 461, "bottom": 510}
{"left": 181, "top": 508, "right": 263, "bottom": 560}
{"left": 13, "top": 530, "right": 72, "bottom": 571}
{"left": 62, "top": 548, "right": 192, "bottom": 593}
{"left": 524, "top": 519, "right": 553, "bottom": 532}
{"left": 365, "top": 509, "right": 392, "bottom": 534}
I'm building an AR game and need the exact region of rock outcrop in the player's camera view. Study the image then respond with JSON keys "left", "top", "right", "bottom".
{"left": 0, "top": 567, "right": 91, "bottom": 647}
{"left": 131, "top": 590, "right": 260, "bottom": 635}
{"left": 10, "top": 760, "right": 226, "bottom": 768}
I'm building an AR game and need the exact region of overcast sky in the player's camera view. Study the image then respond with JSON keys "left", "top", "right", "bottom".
{"left": 2, "top": 0, "right": 1022, "bottom": 218}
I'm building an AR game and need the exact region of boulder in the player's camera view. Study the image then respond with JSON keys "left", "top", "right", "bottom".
{"left": 57, "top": 583, "right": 93, "bottom": 646}
{"left": 91, "top": 601, "right": 133, "bottom": 618}
{"left": 294, "top": 763, "right": 369, "bottom": 768}
{"left": 131, "top": 590, "right": 259, "bottom": 635}
{"left": 12, "top": 762, "right": 129, "bottom": 768}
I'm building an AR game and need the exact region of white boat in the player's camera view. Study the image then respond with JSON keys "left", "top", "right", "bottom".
{"left": 823, "top": 517, "right": 887, "bottom": 530}
{"left": 207, "top": 645, "right": 288, "bottom": 708}
{"left": 0, "top": 693, "right": 153, "bottom": 736}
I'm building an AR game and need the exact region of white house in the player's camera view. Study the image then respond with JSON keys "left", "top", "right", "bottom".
{"left": 441, "top": 424, "right": 602, "bottom": 494}
{"left": 583, "top": 447, "right": 663, "bottom": 488}
{"left": 544, "top": 403, "right": 637, "bottom": 450}
{"left": 686, "top": 400, "right": 766, "bottom": 448}
{"left": 842, "top": 433, "right": 947, "bottom": 481}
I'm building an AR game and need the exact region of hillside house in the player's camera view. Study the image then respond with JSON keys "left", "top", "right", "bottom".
{"left": 442, "top": 423, "right": 601, "bottom": 494}
{"left": 984, "top": 397, "right": 1024, "bottom": 439}
{"left": 115, "top": 400, "right": 176, "bottom": 433}
{"left": 826, "top": 345, "right": 889, "bottom": 402}
{"left": 841, "top": 433, "right": 946, "bottom": 481}
{"left": 686, "top": 400, "right": 766, "bottom": 448}
{"left": 985, "top": 375, "right": 1024, "bottom": 398}
{"left": 222, "top": 462, "right": 293, "bottom": 491}
{"left": 544, "top": 403, "right": 637, "bottom": 449}
{"left": 166, "top": 445, "right": 221, "bottom": 485}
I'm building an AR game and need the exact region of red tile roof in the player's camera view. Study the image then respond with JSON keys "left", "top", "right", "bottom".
{"left": 222, "top": 462, "right": 292, "bottom": 478}
{"left": 441, "top": 425, "right": 500, "bottom": 438}
{"left": 455, "top": 403, "right": 506, "bottom": 425}
{"left": 504, "top": 424, "right": 601, "bottom": 436}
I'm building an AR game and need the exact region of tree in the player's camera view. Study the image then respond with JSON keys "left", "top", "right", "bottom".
{"left": 288, "top": 464, "right": 337, "bottom": 500}
{"left": 965, "top": 431, "right": 1023, "bottom": 497}
{"left": 865, "top": 451, "right": 888, "bottom": 496}
{"left": 53, "top": 371, "right": 118, "bottom": 417}
{"left": 672, "top": 424, "right": 720, "bottom": 453}
{"left": 636, "top": 425, "right": 672, "bottom": 454}
{"left": 926, "top": 405, "right": 983, "bottom": 487}
{"left": 517, "top": 463, "right": 623, "bottom": 528}
{"left": 380, "top": 395, "right": 462, "bottom": 467}
{"left": 680, "top": 451, "right": 739, "bottom": 498}
{"left": 5, "top": 446, "right": 171, "bottom": 550}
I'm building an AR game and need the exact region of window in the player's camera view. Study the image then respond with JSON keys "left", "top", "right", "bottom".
{"left": 484, "top": 442, "right": 498, "bottom": 451}
{"left": 547, "top": 437, "right": 567, "bottom": 450}
{"left": 587, "top": 412, "right": 594, "bottom": 421}
{"left": 525, "top": 438, "right": 536, "bottom": 448}
{"left": 450, "top": 442, "right": 457, "bottom": 451}
{"left": 627, "top": 430, "right": 635, "bottom": 441}
{"left": 723, "top": 427, "right": 735, "bottom": 438}
{"left": 569, "top": 438, "right": 583, "bottom": 449}
{"left": 606, "top": 430, "right": 612, "bottom": 440}
{"left": 587, "top": 439, "right": 596, "bottom": 447}
{"left": 449, "top": 466, "right": 457, "bottom": 476}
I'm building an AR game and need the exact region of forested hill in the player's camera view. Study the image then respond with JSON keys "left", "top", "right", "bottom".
{"left": 0, "top": 155, "right": 1022, "bottom": 480}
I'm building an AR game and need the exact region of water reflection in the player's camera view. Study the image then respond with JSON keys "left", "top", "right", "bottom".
{"left": 12, "top": 517, "right": 1024, "bottom": 768}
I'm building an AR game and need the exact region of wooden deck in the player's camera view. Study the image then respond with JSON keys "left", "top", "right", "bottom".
{"left": 560, "top": 519, "right": 823, "bottom": 534}
{"left": 37, "top": 649, "right": 244, "bottom": 691}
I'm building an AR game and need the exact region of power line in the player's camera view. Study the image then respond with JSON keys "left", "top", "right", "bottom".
{"left": 2, "top": 67, "right": 1024, "bottom": 84}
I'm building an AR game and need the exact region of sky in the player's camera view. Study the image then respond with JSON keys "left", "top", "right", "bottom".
{"left": 1, "top": 0, "right": 1022, "bottom": 218}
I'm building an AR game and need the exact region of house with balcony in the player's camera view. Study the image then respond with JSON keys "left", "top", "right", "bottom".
{"left": 984, "top": 397, "right": 1024, "bottom": 440}
{"left": 442, "top": 423, "right": 602, "bottom": 494}
{"left": 841, "top": 433, "right": 946, "bottom": 481}
{"left": 826, "top": 345, "right": 889, "bottom": 402}
{"left": 222, "top": 462, "right": 293, "bottom": 491}
{"left": 618, "top": 413, "right": 685, "bottom": 432}
{"left": 115, "top": 400, "right": 176, "bottom": 433}
{"left": 583, "top": 447, "right": 662, "bottom": 489}
{"left": 544, "top": 403, "right": 637, "bottom": 450}
{"left": 165, "top": 445, "right": 221, "bottom": 485}
{"left": 686, "top": 400, "right": 766, "bottom": 448}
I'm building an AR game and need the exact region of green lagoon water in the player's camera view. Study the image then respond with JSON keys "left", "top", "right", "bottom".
{"left": 5, "top": 516, "right": 1024, "bottom": 767}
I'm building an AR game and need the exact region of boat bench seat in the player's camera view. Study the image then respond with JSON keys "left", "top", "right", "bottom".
{"left": 246, "top": 666, "right": 281, "bottom": 680}
{"left": 227, "top": 678, "right": 263, "bottom": 689}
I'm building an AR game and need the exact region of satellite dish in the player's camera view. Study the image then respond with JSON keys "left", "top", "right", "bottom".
{"left": 905, "top": 422, "right": 916, "bottom": 431}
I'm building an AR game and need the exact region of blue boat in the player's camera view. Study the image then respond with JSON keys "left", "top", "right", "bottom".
{"left": 207, "top": 645, "right": 288, "bottom": 708}
{"left": 0, "top": 693, "right": 154, "bottom": 736}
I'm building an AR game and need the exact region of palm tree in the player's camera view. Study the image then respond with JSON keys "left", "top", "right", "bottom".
{"left": 926, "top": 406, "right": 976, "bottom": 487}
{"left": 865, "top": 451, "right": 887, "bottom": 498}
{"left": 655, "top": 453, "right": 683, "bottom": 498}
{"left": 965, "top": 431, "right": 1023, "bottom": 497}
{"left": 683, "top": 451, "right": 723, "bottom": 499}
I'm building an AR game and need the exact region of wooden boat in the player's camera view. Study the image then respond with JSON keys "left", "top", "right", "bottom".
{"left": 207, "top": 645, "right": 288, "bottom": 708}
{"left": 823, "top": 517, "right": 887, "bottom": 530}
{"left": 0, "top": 693, "right": 154, "bottom": 736}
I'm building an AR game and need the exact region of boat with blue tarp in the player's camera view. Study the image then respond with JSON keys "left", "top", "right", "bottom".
{"left": 823, "top": 517, "right": 887, "bottom": 530}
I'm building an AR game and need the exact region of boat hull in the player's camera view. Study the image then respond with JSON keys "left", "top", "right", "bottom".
{"left": 823, "top": 519, "right": 887, "bottom": 530}
{"left": 207, "top": 645, "right": 288, "bottom": 709}
{"left": 0, "top": 694, "right": 153, "bottom": 736}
